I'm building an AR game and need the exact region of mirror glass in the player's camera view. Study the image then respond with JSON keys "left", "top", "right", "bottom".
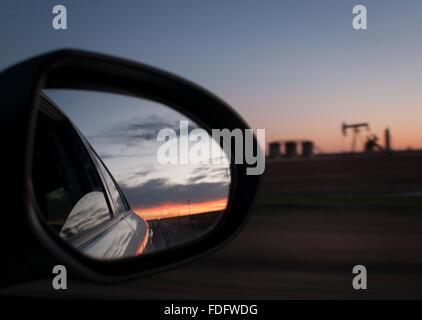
{"left": 32, "top": 89, "right": 231, "bottom": 260}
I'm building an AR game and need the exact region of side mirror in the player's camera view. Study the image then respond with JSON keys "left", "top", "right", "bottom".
{"left": 0, "top": 50, "right": 262, "bottom": 285}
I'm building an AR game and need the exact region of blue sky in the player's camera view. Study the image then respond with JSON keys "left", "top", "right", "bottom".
{"left": 2, "top": 0, "right": 422, "bottom": 153}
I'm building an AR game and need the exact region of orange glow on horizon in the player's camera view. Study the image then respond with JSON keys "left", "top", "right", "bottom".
{"left": 134, "top": 198, "right": 228, "bottom": 221}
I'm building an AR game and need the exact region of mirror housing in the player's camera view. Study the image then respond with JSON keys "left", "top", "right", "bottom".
{"left": 0, "top": 50, "right": 261, "bottom": 285}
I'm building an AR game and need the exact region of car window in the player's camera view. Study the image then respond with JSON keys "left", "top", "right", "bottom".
{"left": 32, "top": 108, "right": 112, "bottom": 238}
{"left": 90, "top": 150, "right": 128, "bottom": 215}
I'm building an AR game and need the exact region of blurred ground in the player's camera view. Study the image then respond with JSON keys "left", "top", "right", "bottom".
{"left": 3, "top": 153, "right": 422, "bottom": 298}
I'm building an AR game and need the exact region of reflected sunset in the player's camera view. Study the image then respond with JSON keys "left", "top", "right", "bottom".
{"left": 134, "top": 198, "right": 228, "bottom": 221}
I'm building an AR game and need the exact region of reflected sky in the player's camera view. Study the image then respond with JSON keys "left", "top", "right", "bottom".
{"left": 44, "top": 89, "right": 230, "bottom": 215}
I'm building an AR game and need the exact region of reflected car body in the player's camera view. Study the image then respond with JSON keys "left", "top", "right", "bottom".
{"left": 34, "top": 93, "right": 149, "bottom": 259}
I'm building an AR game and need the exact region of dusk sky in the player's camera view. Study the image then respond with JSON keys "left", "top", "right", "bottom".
{"left": 2, "top": 1, "right": 422, "bottom": 153}
{"left": 44, "top": 89, "right": 230, "bottom": 217}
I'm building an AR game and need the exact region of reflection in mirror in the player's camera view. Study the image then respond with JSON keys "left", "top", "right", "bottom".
{"left": 32, "top": 89, "right": 230, "bottom": 260}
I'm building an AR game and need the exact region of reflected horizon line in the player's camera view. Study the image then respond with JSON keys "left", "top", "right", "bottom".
{"left": 134, "top": 198, "right": 228, "bottom": 220}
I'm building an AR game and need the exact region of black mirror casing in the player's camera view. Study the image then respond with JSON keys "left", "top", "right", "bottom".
{"left": 0, "top": 50, "right": 261, "bottom": 285}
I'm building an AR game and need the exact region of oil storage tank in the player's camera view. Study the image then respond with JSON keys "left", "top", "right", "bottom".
{"left": 285, "top": 141, "right": 297, "bottom": 158}
{"left": 268, "top": 142, "right": 281, "bottom": 158}
{"left": 302, "top": 141, "right": 314, "bottom": 157}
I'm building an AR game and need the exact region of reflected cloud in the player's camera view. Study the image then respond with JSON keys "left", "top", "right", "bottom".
{"left": 120, "top": 178, "right": 229, "bottom": 210}
{"left": 188, "top": 165, "right": 230, "bottom": 184}
{"left": 90, "top": 114, "right": 198, "bottom": 147}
